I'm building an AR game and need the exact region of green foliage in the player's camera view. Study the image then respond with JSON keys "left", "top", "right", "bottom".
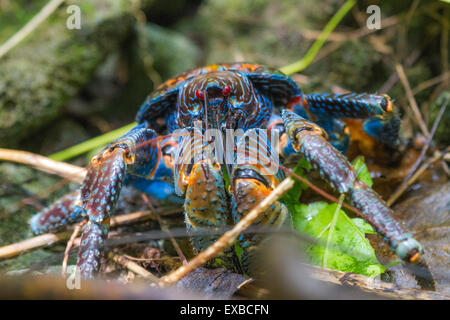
{"left": 284, "top": 156, "right": 385, "bottom": 277}
{"left": 291, "top": 201, "right": 385, "bottom": 277}
{"left": 352, "top": 156, "right": 373, "bottom": 187}
{"left": 280, "top": 0, "right": 356, "bottom": 75}
{"left": 352, "top": 218, "right": 376, "bottom": 235}
{"left": 280, "top": 158, "right": 310, "bottom": 213}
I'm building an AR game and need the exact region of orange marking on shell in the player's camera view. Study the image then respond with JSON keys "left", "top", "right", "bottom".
{"left": 343, "top": 118, "right": 378, "bottom": 157}
{"left": 386, "top": 99, "right": 393, "bottom": 112}
{"left": 410, "top": 252, "right": 420, "bottom": 263}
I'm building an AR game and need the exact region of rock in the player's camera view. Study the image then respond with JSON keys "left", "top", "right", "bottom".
{"left": 0, "top": 0, "right": 136, "bottom": 147}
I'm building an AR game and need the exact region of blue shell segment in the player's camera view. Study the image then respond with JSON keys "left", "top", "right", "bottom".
{"left": 305, "top": 93, "right": 388, "bottom": 118}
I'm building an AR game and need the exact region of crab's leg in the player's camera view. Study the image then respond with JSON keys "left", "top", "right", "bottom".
{"left": 287, "top": 93, "right": 400, "bottom": 149}
{"left": 174, "top": 127, "right": 241, "bottom": 272}
{"left": 281, "top": 110, "right": 422, "bottom": 263}
{"left": 30, "top": 136, "right": 178, "bottom": 235}
{"left": 230, "top": 128, "right": 289, "bottom": 275}
{"left": 75, "top": 123, "right": 164, "bottom": 278}
{"left": 30, "top": 191, "right": 83, "bottom": 235}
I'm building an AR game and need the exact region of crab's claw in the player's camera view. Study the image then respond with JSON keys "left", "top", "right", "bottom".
{"left": 76, "top": 125, "right": 160, "bottom": 278}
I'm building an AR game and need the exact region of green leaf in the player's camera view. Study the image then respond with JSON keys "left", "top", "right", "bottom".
{"left": 292, "top": 201, "right": 386, "bottom": 277}
{"left": 352, "top": 155, "right": 373, "bottom": 187}
{"left": 352, "top": 218, "right": 376, "bottom": 234}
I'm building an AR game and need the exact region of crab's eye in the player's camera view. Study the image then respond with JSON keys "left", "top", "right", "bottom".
{"left": 222, "top": 85, "right": 231, "bottom": 96}
{"left": 195, "top": 90, "right": 204, "bottom": 100}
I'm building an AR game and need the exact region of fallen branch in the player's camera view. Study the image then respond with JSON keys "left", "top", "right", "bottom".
{"left": 0, "top": 148, "right": 86, "bottom": 183}
{"left": 0, "top": 231, "right": 72, "bottom": 260}
{"left": 158, "top": 177, "right": 295, "bottom": 287}
{"left": 236, "top": 264, "right": 450, "bottom": 300}
{"left": 305, "top": 264, "right": 450, "bottom": 300}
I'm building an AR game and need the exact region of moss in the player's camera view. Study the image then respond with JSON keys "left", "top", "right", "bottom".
{"left": 0, "top": 0, "right": 135, "bottom": 147}
{"left": 137, "top": 23, "right": 200, "bottom": 79}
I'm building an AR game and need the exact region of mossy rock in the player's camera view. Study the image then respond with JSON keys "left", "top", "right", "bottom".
{"left": 0, "top": 0, "right": 136, "bottom": 147}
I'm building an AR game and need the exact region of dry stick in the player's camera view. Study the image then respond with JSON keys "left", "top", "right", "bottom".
{"left": 395, "top": 64, "right": 430, "bottom": 137}
{"left": 0, "top": 231, "right": 72, "bottom": 260}
{"left": 141, "top": 194, "right": 187, "bottom": 265}
{"left": 158, "top": 177, "right": 295, "bottom": 287}
{"left": 412, "top": 71, "right": 450, "bottom": 95}
{"left": 0, "top": 148, "right": 86, "bottom": 183}
{"left": 61, "top": 220, "right": 87, "bottom": 277}
{"left": 123, "top": 255, "right": 179, "bottom": 262}
{"left": 0, "top": 207, "right": 183, "bottom": 261}
{"left": 387, "top": 98, "right": 448, "bottom": 206}
{"left": 108, "top": 252, "right": 160, "bottom": 283}
{"left": 403, "top": 98, "right": 448, "bottom": 183}
{"left": 302, "top": 16, "right": 398, "bottom": 42}
{"left": 379, "top": 48, "right": 421, "bottom": 94}
{"left": 0, "top": 0, "right": 65, "bottom": 59}
{"left": 236, "top": 264, "right": 450, "bottom": 300}
{"left": 387, "top": 150, "right": 449, "bottom": 206}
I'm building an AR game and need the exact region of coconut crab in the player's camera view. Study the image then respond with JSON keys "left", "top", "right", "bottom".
{"left": 30, "top": 63, "right": 423, "bottom": 279}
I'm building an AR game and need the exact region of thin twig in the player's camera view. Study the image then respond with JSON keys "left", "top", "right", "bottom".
{"left": 280, "top": 165, "right": 366, "bottom": 218}
{"left": 0, "top": 148, "right": 86, "bottom": 183}
{"left": 280, "top": 0, "right": 356, "bottom": 74}
{"left": 395, "top": 64, "right": 430, "bottom": 137}
{"left": 141, "top": 195, "right": 187, "bottom": 265}
{"left": 403, "top": 97, "right": 448, "bottom": 183}
{"left": 412, "top": 71, "right": 450, "bottom": 95}
{"left": 122, "top": 254, "right": 180, "bottom": 262}
{"left": 0, "top": 231, "right": 72, "bottom": 260}
{"left": 387, "top": 98, "right": 449, "bottom": 206}
{"left": 301, "top": 16, "right": 398, "bottom": 42}
{"left": 379, "top": 48, "right": 422, "bottom": 94}
{"left": 387, "top": 150, "right": 449, "bottom": 206}
{"left": 62, "top": 220, "right": 87, "bottom": 277}
{"left": 108, "top": 252, "right": 159, "bottom": 283}
{"left": 158, "top": 177, "right": 295, "bottom": 287}
{"left": 0, "top": 0, "right": 65, "bottom": 59}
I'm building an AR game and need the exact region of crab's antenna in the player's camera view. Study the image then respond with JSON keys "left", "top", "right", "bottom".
{"left": 131, "top": 133, "right": 173, "bottom": 153}
{"left": 203, "top": 91, "right": 209, "bottom": 130}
